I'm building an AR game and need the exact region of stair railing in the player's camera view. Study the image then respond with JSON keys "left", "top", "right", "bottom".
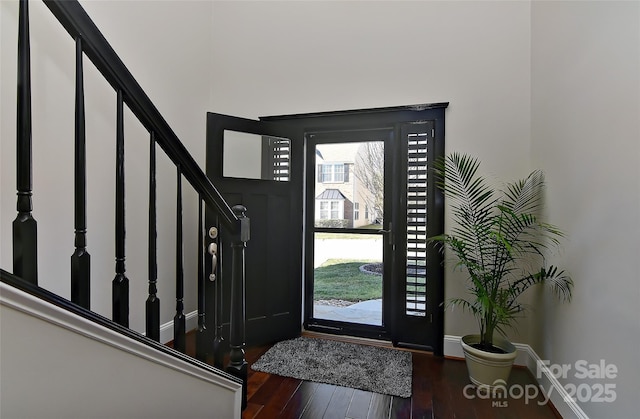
{"left": 9, "top": 0, "right": 249, "bottom": 407}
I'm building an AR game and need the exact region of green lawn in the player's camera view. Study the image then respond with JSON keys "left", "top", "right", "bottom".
{"left": 313, "top": 259, "right": 382, "bottom": 302}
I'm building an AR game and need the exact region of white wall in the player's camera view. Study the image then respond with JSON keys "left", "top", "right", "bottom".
{"left": 1, "top": 0, "right": 214, "bottom": 336}
{"left": 531, "top": 1, "right": 640, "bottom": 417}
{"left": 209, "top": 0, "right": 534, "bottom": 341}
{"left": 0, "top": 283, "right": 241, "bottom": 418}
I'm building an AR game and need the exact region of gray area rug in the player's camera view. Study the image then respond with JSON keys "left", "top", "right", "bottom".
{"left": 251, "top": 337, "right": 412, "bottom": 398}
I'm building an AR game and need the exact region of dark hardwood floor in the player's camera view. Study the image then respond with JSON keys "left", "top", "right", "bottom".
{"left": 178, "top": 332, "right": 561, "bottom": 419}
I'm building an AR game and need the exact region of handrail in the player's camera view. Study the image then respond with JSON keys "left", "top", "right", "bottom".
{"left": 42, "top": 0, "right": 238, "bottom": 230}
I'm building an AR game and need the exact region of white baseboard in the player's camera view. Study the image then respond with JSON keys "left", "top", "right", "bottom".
{"left": 157, "top": 310, "right": 199, "bottom": 344}
{"left": 444, "top": 335, "right": 589, "bottom": 419}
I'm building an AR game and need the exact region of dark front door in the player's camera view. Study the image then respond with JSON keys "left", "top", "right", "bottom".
{"left": 205, "top": 113, "right": 303, "bottom": 346}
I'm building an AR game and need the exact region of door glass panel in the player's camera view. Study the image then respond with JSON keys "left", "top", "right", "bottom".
{"left": 312, "top": 140, "right": 385, "bottom": 326}
{"left": 223, "top": 130, "right": 290, "bottom": 181}
{"left": 314, "top": 142, "right": 384, "bottom": 228}
{"left": 313, "top": 232, "right": 383, "bottom": 326}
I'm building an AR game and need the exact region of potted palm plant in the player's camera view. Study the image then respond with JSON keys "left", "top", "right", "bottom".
{"left": 429, "top": 153, "right": 573, "bottom": 387}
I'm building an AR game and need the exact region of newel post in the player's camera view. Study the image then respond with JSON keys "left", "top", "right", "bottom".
{"left": 227, "top": 205, "right": 249, "bottom": 409}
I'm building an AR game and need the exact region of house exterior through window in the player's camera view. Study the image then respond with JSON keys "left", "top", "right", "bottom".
{"left": 318, "top": 199, "right": 343, "bottom": 220}
{"left": 314, "top": 142, "right": 378, "bottom": 229}
{"left": 319, "top": 163, "right": 346, "bottom": 183}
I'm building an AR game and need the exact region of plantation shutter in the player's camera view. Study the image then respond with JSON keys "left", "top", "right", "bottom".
{"left": 261, "top": 136, "right": 290, "bottom": 181}
{"left": 405, "top": 132, "right": 429, "bottom": 317}
{"left": 271, "top": 137, "right": 290, "bottom": 181}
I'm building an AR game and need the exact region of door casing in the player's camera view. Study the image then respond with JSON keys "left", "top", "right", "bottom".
{"left": 262, "top": 103, "right": 448, "bottom": 354}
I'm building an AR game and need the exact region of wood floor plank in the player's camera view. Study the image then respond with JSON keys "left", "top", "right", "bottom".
{"left": 247, "top": 374, "right": 286, "bottom": 405}
{"left": 301, "top": 383, "right": 337, "bottom": 419}
{"left": 412, "top": 353, "right": 435, "bottom": 419}
{"left": 346, "top": 389, "right": 374, "bottom": 419}
{"left": 440, "top": 359, "right": 476, "bottom": 419}
{"left": 280, "top": 380, "right": 321, "bottom": 419}
{"left": 246, "top": 370, "right": 271, "bottom": 401}
{"left": 389, "top": 396, "right": 412, "bottom": 419}
{"left": 508, "top": 367, "right": 559, "bottom": 419}
{"left": 322, "top": 386, "right": 355, "bottom": 419}
{"left": 253, "top": 377, "right": 303, "bottom": 419}
{"left": 241, "top": 402, "right": 263, "bottom": 419}
{"left": 367, "top": 392, "right": 392, "bottom": 419}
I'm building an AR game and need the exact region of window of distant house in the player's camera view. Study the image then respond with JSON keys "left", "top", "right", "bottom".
{"left": 365, "top": 204, "right": 369, "bottom": 220}
{"left": 319, "top": 200, "right": 342, "bottom": 219}
{"left": 319, "top": 163, "right": 345, "bottom": 183}
{"left": 354, "top": 202, "right": 360, "bottom": 220}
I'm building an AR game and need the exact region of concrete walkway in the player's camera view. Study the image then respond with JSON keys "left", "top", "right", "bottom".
{"left": 313, "top": 299, "right": 382, "bottom": 326}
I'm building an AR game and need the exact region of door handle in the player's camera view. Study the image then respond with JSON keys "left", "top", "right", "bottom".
{"left": 380, "top": 222, "right": 393, "bottom": 245}
{"left": 208, "top": 242, "right": 218, "bottom": 281}
{"left": 208, "top": 226, "right": 219, "bottom": 282}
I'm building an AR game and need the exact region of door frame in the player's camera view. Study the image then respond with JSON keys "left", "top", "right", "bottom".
{"left": 261, "top": 103, "right": 448, "bottom": 353}
{"left": 304, "top": 129, "right": 395, "bottom": 341}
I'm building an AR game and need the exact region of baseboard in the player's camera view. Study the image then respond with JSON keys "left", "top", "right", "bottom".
{"left": 157, "top": 310, "right": 199, "bottom": 344}
{"left": 444, "top": 335, "right": 589, "bottom": 419}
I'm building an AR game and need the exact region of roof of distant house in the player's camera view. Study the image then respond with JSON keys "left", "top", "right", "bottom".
{"left": 316, "top": 189, "right": 346, "bottom": 200}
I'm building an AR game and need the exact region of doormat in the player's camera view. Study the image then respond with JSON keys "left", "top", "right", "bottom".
{"left": 251, "top": 337, "right": 412, "bottom": 398}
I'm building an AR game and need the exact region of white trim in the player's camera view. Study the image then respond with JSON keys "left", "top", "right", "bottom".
{"left": 158, "top": 309, "right": 199, "bottom": 344}
{"left": 0, "top": 282, "right": 242, "bottom": 395}
{"left": 444, "top": 335, "right": 589, "bottom": 419}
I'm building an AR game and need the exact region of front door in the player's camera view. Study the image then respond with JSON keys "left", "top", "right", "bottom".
{"left": 206, "top": 104, "right": 447, "bottom": 354}
{"left": 205, "top": 113, "right": 303, "bottom": 346}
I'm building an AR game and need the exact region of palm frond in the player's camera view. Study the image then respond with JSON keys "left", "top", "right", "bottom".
{"left": 503, "top": 169, "right": 545, "bottom": 215}
{"left": 430, "top": 152, "right": 573, "bottom": 347}
{"left": 510, "top": 266, "right": 573, "bottom": 303}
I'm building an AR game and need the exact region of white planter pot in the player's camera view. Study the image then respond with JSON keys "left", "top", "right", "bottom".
{"left": 461, "top": 334, "right": 517, "bottom": 387}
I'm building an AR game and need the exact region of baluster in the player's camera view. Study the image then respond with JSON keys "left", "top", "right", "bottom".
{"left": 227, "top": 205, "right": 250, "bottom": 409}
{"left": 71, "top": 37, "right": 90, "bottom": 309}
{"left": 112, "top": 90, "right": 129, "bottom": 327}
{"left": 173, "top": 166, "right": 186, "bottom": 353}
{"left": 13, "top": 0, "right": 38, "bottom": 285}
{"left": 195, "top": 197, "right": 207, "bottom": 361}
{"left": 146, "top": 132, "right": 160, "bottom": 341}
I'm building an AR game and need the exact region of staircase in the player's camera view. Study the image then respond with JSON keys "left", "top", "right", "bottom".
{"left": 1, "top": 1, "right": 249, "bottom": 416}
